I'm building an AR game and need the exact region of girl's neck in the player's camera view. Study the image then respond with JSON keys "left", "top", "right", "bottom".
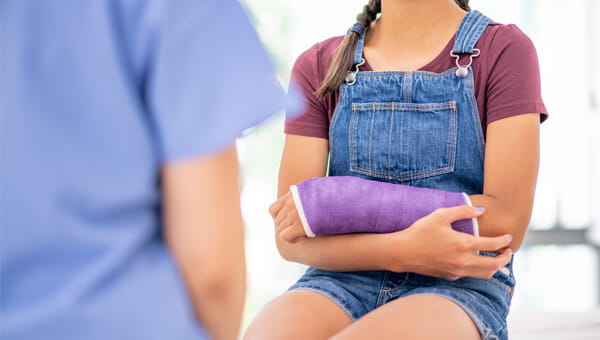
{"left": 371, "top": 0, "right": 465, "bottom": 45}
{"left": 363, "top": 0, "right": 467, "bottom": 71}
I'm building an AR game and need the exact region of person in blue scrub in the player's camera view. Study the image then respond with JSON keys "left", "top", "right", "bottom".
{"left": 1, "top": 1, "right": 285, "bottom": 339}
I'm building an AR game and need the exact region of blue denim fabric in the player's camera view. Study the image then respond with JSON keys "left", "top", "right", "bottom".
{"left": 291, "top": 252, "right": 515, "bottom": 340}
{"left": 290, "top": 11, "right": 514, "bottom": 340}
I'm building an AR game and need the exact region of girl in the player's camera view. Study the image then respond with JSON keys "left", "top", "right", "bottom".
{"left": 245, "top": 0, "right": 546, "bottom": 339}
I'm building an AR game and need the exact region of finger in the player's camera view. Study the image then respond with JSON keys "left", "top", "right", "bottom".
{"left": 493, "top": 247, "right": 513, "bottom": 265}
{"left": 494, "top": 246, "right": 511, "bottom": 255}
{"left": 468, "top": 234, "right": 513, "bottom": 252}
{"left": 279, "top": 224, "right": 306, "bottom": 243}
{"left": 275, "top": 215, "right": 293, "bottom": 232}
{"left": 268, "top": 195, "right": 287, "bottom": 219}
{"left": 280, "top": 194, "right": 300, "bottom": 221}
{"left": 278, "top": 225, "right": 294, "bottom": 242}
{"left": 274, "top": 210, "right": 286, "bottom": 227}
{"left": 274, "top": 200, "right": 295, "bottom": 226}
{"left": 433, "top": 205, "right": 484, "bottom": 224}
{"left": 466, "top": 248, "right": 513, "bottom": 278}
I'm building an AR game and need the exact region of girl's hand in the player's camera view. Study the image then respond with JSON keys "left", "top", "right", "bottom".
{"left": 389, "top": 205, "right": 513, "bottom": 280}
{"left": 269, "top": 192, "right": 307, "bottom": 243}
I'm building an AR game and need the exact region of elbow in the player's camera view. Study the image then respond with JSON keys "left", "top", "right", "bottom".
{"left": 203, "top": 265, "right": 244, "bottom": 290}
{"left": 494, "top": 214, "right": 531, "bottom": 252}
{"left": 189, "top": 265, "right": 245, "bottom": 325}
{"left": 176, "top": 255, "right": 246, "bottom": 314}
{"left": 197, "top": 262, "right": 245, "bottom": 301}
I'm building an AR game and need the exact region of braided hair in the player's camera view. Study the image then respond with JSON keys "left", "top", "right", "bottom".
{"left": 456, "top": 0, "right": 471, "bottom": 11}
{"left": 314, "top": 0, "right": 471, "bottom": 99}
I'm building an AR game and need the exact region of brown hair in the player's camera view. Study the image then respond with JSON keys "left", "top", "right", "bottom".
{"left": 314, "top": 0, "right": 471, "bottom": 99}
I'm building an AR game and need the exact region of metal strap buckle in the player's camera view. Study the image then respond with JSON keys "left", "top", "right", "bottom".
{"left": 450, "top": 48, "right": 481, "bottom": 78}
{"left": 345, "top": 58, "right": 366, "bottom": 85}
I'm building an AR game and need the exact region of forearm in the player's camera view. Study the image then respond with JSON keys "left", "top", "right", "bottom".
{"left": 195, "top": 263, "right": 244, "bottom": 340}
{"left": 163, "top": 146, "right": 246, "bottom": 340}
{"left": 292, "top": 176, "right": 476, "bottom": 237}
{"left": 277, "top": 232, "right": 402, "bottom": 272}
{"left": 173, "top": 252, "right": 245, "bottom": 340}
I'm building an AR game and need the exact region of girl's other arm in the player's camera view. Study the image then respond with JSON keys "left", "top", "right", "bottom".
{"left": 162, "top": 145, "right": 245, "bottom": 340}
{"left": 470, "top": 113, "right": 540, "bottom": 251}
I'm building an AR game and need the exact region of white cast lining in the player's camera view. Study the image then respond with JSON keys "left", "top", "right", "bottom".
{"left": 462, "top": 192, "right": 480, "bottom": 237}
{"left": 290, "top": 185, "right": 316, "bottom": 237}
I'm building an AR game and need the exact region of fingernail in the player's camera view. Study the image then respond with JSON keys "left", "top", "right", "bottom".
{"left": 507, "top": 234, "right": 513, "bottom": 242}
{"left": 475, "top": 206, "right": 485, "bottom": 213}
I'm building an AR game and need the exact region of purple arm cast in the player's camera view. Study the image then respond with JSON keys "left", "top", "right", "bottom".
{"left": 290, "top": 176, "right": 478, "bottom": 237}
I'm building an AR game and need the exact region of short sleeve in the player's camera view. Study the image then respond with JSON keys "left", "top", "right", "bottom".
{"left": 147, "top": 0, "right": 285, "bottom": 162}
{"left": 485, "top": 25, "right": 548, "bottom": 124}
{"left": 284, "top": 44, "right": 331, "bottom": 139}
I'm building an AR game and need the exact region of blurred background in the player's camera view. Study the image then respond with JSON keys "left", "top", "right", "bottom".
{"left": 236, "top": 0, "right": 600, "bottom": 329}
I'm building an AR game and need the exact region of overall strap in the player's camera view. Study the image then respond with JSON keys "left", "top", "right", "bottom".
{"left": 345, "top": 24, "right": 367, "bottom": 85}
{"left": 452, "top": 10, "right": 492, "bottom": 54}
{"left": 351, "top": 28, "right": 366, "bottom": 66}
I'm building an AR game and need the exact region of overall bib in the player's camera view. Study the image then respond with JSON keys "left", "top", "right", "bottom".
{"left": 290, "top": 11, "right": 515, "bottom": 340}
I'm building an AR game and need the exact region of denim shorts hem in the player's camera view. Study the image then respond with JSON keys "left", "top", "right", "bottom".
{"left": 288, "top": 284, "right": 357, "bottom": 321}
{"left": 401, "top": 291, "right": 499, "bottom": 340}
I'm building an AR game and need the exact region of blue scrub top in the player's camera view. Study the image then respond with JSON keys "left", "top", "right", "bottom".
{"left": 0, "top": 0, "right": 285, "bottom": 339}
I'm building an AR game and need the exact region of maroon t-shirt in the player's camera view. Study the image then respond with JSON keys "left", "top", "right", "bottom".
{"left": 285, "top": 22, "right": 547, "bottom": 139}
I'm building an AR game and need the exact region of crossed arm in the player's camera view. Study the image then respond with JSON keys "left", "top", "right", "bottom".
{"left": 270, "top": 113, "right": 540, "bottom": 279}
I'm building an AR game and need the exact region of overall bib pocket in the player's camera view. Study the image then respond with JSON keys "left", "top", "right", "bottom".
{"left": 349, "top": 101, "right": 458, "bottom": 182}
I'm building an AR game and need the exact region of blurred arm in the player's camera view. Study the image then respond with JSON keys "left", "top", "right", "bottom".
{"left": 162, "top": 145, "right": 245, "bottom": 340}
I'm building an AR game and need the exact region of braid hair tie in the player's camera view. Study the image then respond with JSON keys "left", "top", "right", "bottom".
{"left": 350, "top": 22, "right": 365, "bottom": 35}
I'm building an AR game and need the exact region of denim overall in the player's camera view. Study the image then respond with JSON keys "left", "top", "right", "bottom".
{"left": 290, "top": 11, "right": 515, "bottom": 340}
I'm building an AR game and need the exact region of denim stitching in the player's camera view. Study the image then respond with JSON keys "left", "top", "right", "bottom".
{"left": 468, "top": 16, "right": 491, "bottom": 52}
{"left": 448, "top": 101, "right": 457, "bottom": 172}
{"left": 329, "top": 87, "right": 345, "bottom": 142}
{"left": 356, "top": 69, "right": 457, "bottom": 78}
{"left": 348, "top": 106, "right": 357, "bottom": 172}
{"left": 349, "top": 103, "right": 457, "bottom": 181}
{"left": 388, "top": 107, "right": 394, "bottom": 171}
{"left": 368, "top": 104, "right": 375, "bottom": 170}
{"left": 381, "top": 272, "right": 411, "bottom": 294}
{"left": 353, "top": 103, "right": 456, "bottom": 111}
{"left": 453, "top": 11, "right": 475, "bottom": 53}
{"left": 375, "top": 271, "right": 390, "bottom": 308}
{"left": 489, "top": 277, "right": 514, "bottom": 296}
{"left": 457, "top": 283, "right": 511, "bottom": 323}
{"left": 351, "top": 164, "right": 453, "bottom": 181}
{"left": 353, "top": 32, "right": 366, "bottom": 65}
{"left": 460, "top": 17, "right": 478, "bottom": 52}
{"left": 453, "top": 12, "right": 490, "bottom": 54}
{"left": 464, "top": 69, "right": 486, "bottom": 154}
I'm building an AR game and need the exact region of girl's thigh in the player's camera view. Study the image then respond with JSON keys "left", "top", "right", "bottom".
{"left": 243, "top": 289, "right": 352, "bottom": 340}
{"left": 331, "top": 294, "right": 480, "bottom": 340}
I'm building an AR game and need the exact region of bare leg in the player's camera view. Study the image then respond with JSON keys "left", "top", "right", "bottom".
{"left": 244, "top": 290, "right": 352, "bottom": 340}
{"left": 331, "top": 294, "right": 481, "bottom": 340}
